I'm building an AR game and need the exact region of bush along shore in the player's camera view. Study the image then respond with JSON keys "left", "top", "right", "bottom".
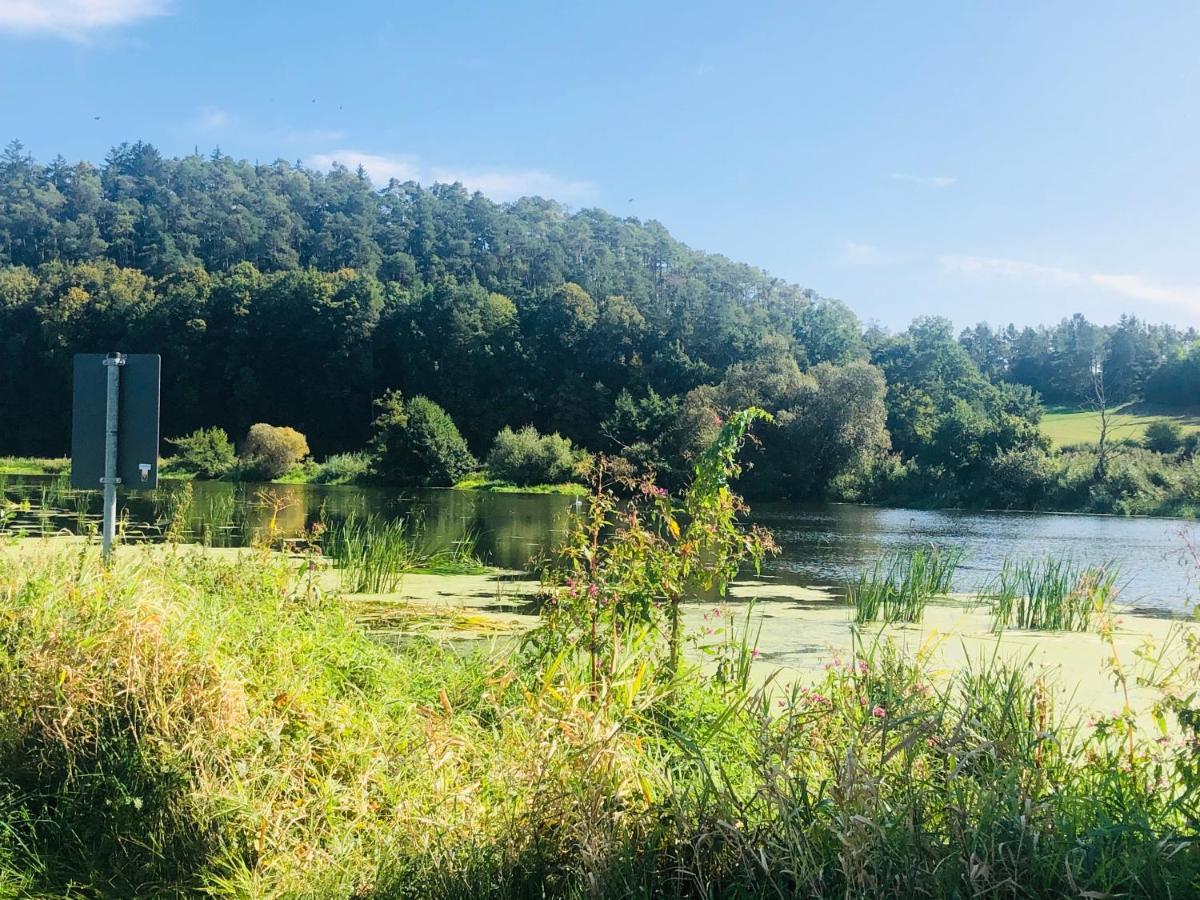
{"left": 0, "top": 406, "right": 593, "bottom": 495}
{"left": 4, "top": 410, "right": 1200, "bottom": 898}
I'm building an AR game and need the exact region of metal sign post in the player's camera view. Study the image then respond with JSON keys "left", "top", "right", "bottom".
{"left": 71, "top": 352, "right": 161, "bottom": 561}
{"left": 101, "top": 353, "right": 125, "bottom": 559}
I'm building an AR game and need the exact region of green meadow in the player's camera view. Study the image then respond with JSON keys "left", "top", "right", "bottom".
{"left": 1041, "top": 404, "right": 1200, "bottom": 447}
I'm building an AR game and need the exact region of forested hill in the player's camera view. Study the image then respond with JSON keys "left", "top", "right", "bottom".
{"left": 0, "top": 139, "right": 840, "bottom": 456}
{"left": 3, "top": 139, "right": 1200, "bottom": 511}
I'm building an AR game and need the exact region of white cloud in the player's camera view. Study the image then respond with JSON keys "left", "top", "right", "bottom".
{"left": 196, "top": 106, "right": 230, "bottom": 131}
{"left": 307, "top": 148, "right": 596, "bottom": 204}
{"left": 307, "top": 150, "right": 421, "bottom": 185}
{"left": 0, "top": 0, "right": 170, "bottom": 39}
{"left": 429, "top": 166, "right": 596, "bottom": 203}
{"left": 941, "top": 254, "right": 1200, "bottom": 316}
{"left": 891, "top": 172, "right": 957, "bottom": 188}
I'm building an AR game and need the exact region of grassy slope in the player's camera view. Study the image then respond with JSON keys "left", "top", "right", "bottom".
{"left": 1041, "top": 404, "right": 1200, "bottom": 447}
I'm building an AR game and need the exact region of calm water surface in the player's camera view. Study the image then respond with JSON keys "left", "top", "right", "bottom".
{"left": 4, "top": 475, "right": 1197, "bottom": 613}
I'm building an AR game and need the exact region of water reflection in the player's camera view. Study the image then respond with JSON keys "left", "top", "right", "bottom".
{"left": 755, "top": 503, "right": 1198, "bottom": 612}
{"left": 3, "top": 474, "right": 1197, "bottom": 612}
{"left": 0, "top": 476, "right": 575, "bottom": 573}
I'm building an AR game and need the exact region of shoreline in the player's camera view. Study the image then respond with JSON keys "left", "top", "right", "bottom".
{"left": 5, "top": 536, "right": 1189, "bottom": 723}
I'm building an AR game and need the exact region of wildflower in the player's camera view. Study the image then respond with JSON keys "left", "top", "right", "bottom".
{"left": 751, "top": 647, "right": 761, "bottom": 658}
{"left": 872, "top": 706, "right": 886, "bottom": 719}
{"left": 588, "top": 583, "right": 599, "bottom": 598}
{"left": 857, "top": 660, "right": 868, "bottom": 673}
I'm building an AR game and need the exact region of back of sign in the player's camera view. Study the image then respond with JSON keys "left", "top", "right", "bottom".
{"left": 70, "top": 353, "right": 162, "bottom": 490}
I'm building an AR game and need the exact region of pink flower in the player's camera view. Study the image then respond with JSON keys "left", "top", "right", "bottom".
{"left": 858, "top": 661, "right": 868, "bottom": 674}
{"left": 872, "top": 706, "right": 886, "bottom": 719}
{"left": 588, "top": 583, "right": 599, "bottom": 598}
{"left": 751, "top": 647, "right": 761, "bottom": 658}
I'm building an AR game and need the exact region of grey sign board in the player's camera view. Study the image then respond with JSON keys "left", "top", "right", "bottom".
{"left": 71, "top": 353, "right": 162, "bottom": 490}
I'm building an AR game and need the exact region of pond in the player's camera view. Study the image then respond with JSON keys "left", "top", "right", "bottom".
{"left": 3, "top": 474, "right": 1197, "bottom": 614}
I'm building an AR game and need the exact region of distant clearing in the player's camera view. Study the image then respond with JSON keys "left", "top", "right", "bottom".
{"left": 1041, "top": 404, "right": 1200, "bottom": 447}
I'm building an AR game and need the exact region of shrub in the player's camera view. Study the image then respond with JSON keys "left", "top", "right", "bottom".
{"left": 239, "top": 423, "right": 309, "bottom": 480}
{"left": 486, "top": 425, "right": 580, "bottom": 485}
{"left": 368, "top": 390, "right": 476, "bottom": 485}
{"left": 166, "top": 427, "right": 236, "bottom": 478}
{"left": 986, "top": 446, "right": 1054, "bottom": 509}
{"left": 313, "top": 451, "right": 372, "bottom": 484}
{"left": 1144, "top": 420, "right": 1184, "bottom": 454}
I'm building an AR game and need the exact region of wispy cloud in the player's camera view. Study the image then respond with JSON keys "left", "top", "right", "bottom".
{"left": 196, "top": 106, "right": 231, "bottom": 131}
{"left": 308, "top": 148, "right": 597, "bottom": 204}
{"left": 429, "top": 166, "right": 596, "bottom": 203}
{"left": 941, "top": 254, "right": 1200, "bottom": 316}
{"left": 0, "top": 0, "right": 170, "bottom": 40}
{"left": 891, "top": 172, "right": 957, "bottom": 189}
{"left": 307, "top": 150, "right": 420, "bottom": 185}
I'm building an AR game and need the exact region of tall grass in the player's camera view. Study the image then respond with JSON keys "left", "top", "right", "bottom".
{"left": 850, "top": 545, "right": 963, "bottom": 623}
{"left": 324, "top": 512, "right": 488, "bottom": 593}
{"left": 197, "top": 489, "right": 238, "bottom": 546}
{"left": 985, "top": 555, "right": 1119, "bottom": 631}
{"left": 1, "top": 548, "right": 1197, "bottom": 898}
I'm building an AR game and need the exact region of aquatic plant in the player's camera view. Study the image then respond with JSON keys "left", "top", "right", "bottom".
{"left": 162, "top": 481, "right": 193, "bottom": 543}
{"left": 850, "top": 545, "right": 964, "bottom": 624}
{"left": 197, "top": 489, "right": 238, "bottom": 546}
{"left": 324, "top": 512, "right": 487, "bottom": 593}
{"left": 985, "top": 555, "right": 1119, "bottom": 631}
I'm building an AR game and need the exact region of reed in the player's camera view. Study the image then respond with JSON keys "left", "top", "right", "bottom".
{"left": 985, "top": 555, "right": 1119, "bottom": 631}
{"left": 324, "top": 513, "right": 488, "bottom": 593}
{"left": 850, "top": 545, "right": 964, "bottom": 623}
{"left": 197, "top": 490, "right": 238, "bottom": 546}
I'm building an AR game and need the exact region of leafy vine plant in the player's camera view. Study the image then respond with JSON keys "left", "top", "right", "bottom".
{"left": 533, "top": 407, "right": 778, "bottom": 685}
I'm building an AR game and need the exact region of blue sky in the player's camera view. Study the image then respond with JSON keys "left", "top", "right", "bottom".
{"left": 3, "top": 0, "right": 1199, "bottom": 330}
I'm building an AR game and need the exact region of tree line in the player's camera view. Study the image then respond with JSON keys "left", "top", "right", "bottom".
{"left": 1, "top": 140, "right": 1198, "bottom": 508}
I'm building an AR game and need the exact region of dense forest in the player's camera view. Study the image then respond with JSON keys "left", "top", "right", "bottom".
{"left": 2, "top": 139, "right": 1199, "bottom": 510}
